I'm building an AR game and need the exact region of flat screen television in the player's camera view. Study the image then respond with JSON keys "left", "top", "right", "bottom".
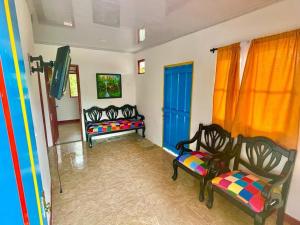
{"left": 50, "top": 45, "right": 71, "bottom": 100}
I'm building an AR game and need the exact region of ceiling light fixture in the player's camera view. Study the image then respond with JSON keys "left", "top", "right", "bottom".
{"left": 63, "top": 21, "right": 73, "bottom": 27}
{"left": 138, "top": 27, "right": 146, "bottom": 43}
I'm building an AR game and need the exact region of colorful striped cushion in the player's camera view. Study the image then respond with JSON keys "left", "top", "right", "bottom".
{"left": 212, "top": 170, "right": 268, "bottom": 213}
{"left": 87, "top": 119, "right": 144, "bottom": 134}
{"left": 177, "top": 150, "right": 212, "bottom": 176}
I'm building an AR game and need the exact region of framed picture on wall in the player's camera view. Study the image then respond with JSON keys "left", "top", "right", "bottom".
{"left": 96, "top": 73, "right": 122, "bottom": 99}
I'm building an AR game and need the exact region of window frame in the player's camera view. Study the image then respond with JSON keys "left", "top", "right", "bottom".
{"left": 138, "top": 59, "right": 145, "bottom": 74}
{"left": 138, "top": 27, "right": 146, "bottom": 43}
{"left": 69, "top": 72, "right": 79, "bottom": 98}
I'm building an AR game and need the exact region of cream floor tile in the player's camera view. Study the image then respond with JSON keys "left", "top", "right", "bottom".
{"left": 49, "top": 134, "right": 290, "bottom": 225}
{"left": 56, "top": 122, "right": 82, "bottom": 144}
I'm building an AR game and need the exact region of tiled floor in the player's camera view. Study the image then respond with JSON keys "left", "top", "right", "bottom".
{"left": 49, "top": 134, "right": 289, "bottom": 225}
{"left": 56, "top": 122, "right": 82, "bottom": 144}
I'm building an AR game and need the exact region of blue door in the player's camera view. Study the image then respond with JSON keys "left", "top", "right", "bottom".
{"left": 163, "top": 63, "right": 193, "bottom": 155}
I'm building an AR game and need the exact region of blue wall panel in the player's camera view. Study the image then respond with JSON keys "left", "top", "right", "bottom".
{"left": 0, "top": 0, "right": 47, "bottom": 224}
{"left": 0, "top": 90, "right": 24, "bottom": 225}
{"left": 9, "top": 0, "right": 45, "bottom": 198}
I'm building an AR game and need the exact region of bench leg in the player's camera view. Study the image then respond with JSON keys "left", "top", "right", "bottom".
{"left": 85, "top": 132, "right": 88, "bottom": 142}
{"left": 277, "top": 178, "right": 290, "bottom": 225}
{"left": 276, "top": 207, "right": 285, "bottom": 225}
{"left": 172, "top": 160, "right": 178, "bottom": 181}
{"left": 199, "top": 178, "right": 207, "bottom": 202}
{"left": 88, "top": 136, "right": 93, "bottom": 148}
{"left": 254, "top": 215, "right": 265, "bottom": 225}
{"left": 206, "top": 181, "right": 214, "bottom": 209}
{"left": 142, "top": 127, "right": 145, "bottom": 138}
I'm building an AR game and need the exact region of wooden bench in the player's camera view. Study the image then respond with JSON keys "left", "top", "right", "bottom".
{"left": 206, "top": 135, "right": 297, "bottom": 225}
{"left": 172, "top": 124, "right": 234, "bottom": 201}
{"left": 84, "top": 104, "right": 145, "bottom": 148}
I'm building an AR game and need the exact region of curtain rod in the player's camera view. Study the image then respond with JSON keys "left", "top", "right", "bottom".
{"left": 210, "top": 40, "right": 251, "bottom": 53}
{"left": 210, "top": 48, "right": 218, "bottom": 53}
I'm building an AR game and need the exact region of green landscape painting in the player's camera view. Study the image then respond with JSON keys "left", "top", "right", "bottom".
{"left": 96, "top": 73, "right": 122, "bottom": 99}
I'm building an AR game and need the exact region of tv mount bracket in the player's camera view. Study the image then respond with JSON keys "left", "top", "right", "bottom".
{"left": 29, "top": 55, "right": 54, "bottom": 74}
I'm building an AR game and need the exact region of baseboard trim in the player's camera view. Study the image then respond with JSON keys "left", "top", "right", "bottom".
{"left": 163, "top": 147, "right": 178, "bottom": 157}
{"left": 285, "top": 213, "right": 300, "bottom": 225}
{"left": 58, "top": 119, "right": 80, "bottom": 125}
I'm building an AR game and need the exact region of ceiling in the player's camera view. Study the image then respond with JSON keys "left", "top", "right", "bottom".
{"left": 27, "top": 0, "right": 281, "bottom": 53}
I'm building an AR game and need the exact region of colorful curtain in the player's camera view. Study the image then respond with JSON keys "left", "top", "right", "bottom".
{"left": 212, "top": 43, "right": 240, "bottom": 131}
{"left": 232, "top": 29, "right": 300, "bottom": 149}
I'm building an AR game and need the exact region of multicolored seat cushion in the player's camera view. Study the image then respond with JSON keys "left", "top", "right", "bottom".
{"left": 177, "top": 150, "right": 212, "bottom": 176}
{"left": 87, "top": 119, "right": 144, "bottom": 134}
{"left": 212, "top": 170, "right": 268, "bottom": 213}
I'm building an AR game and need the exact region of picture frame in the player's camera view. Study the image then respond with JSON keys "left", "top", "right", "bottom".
{"left": 96, "top": 73, "right": 122, "bottom": 99}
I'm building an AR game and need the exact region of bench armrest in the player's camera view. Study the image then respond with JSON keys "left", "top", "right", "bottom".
{"left": 135, "top": 108, "right": 145, "bottom": 120}
{"left": 206, "top": 157, "right": 231, "bottom": 177}
{"left": 262, "top": 161, "right": 294, "bottom": 209}
{"left": 137, "top": 113, "right": 145, "bottom": 120}
{"left": 176, "top": 131, "right": 200, "bottom": 156}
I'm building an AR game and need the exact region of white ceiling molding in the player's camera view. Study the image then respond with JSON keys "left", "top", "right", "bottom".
{"left": 29, "top": 0, "right": 281, "bottom": 52}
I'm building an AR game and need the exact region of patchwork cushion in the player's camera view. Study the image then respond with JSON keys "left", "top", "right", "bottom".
{"left": 87, "top": 119, "right": 144, "bottom": 134}
{"left": 212, "top": 170, "right": 268, "bottom": 213}
{"left": 177, "top": 150, "right": 212, "bottom": 176}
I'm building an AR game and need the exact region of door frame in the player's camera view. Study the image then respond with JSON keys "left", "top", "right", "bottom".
{"left": 162, "top": 61, "right": 194, "bottom": 154}
{"left": 68, "top": 64, "right": 83, "bottom": 140}
{"left": 38, "top": 64, "right": 83, "bottom": 146}
{"left": 37, "top": 65, "right": 48, "bottom": 148}
{"left": 44, "top": 66, "right": 59, "bottom": 145}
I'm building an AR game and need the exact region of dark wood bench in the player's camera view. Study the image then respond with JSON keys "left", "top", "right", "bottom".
{"left": 206, "top": 135, "right": 297, "bottom": 225}
{"left": 83, "top": 104, "right": 145, "bottom": 148}
{"left": 172, "top": 123, "right": 234, "bottom": 202}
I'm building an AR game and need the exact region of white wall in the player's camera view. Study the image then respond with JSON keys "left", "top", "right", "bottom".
{"left": 34, "top": 44, "right": 136, "bottom": 143}
{"left": 56, "top": 87, "right": 80, "bottom": 122}
{"left": 135, "top": 0, "right": 300, "bottom": 219}
{"left": 15, "top": 0, "right": 51, "bottom": 222}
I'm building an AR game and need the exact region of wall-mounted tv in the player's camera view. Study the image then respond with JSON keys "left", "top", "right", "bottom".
{"left": 50, "top": 46, "right": 71, "bottom": 100}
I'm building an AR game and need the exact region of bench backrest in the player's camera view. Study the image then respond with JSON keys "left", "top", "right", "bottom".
{"left": 83, "top": 104, "right": 138, "bottom": 123}
{"left": 233, "top": 135, "right": 297, "bottom": 181}
{"left": 196, "top": 124, "right": 233, "bottom": 154}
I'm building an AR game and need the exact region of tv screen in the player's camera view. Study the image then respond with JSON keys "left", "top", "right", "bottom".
{"left": 50, "top": 45, "right": 71, "bottom": 100}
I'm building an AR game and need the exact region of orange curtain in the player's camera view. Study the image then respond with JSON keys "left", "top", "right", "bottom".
{"left": 232, "top": 30, "right": 300, "bottom": 149}
{"left": 212, "top": 43, "right": 240, "bottom": 131}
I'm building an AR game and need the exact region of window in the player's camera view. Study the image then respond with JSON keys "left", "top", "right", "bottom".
{"left": 138, "top": 59, "right": 145, "bottom": 74}
{"left": 69, "top": 73, "right": 78, "bottom": 97}
{"left": 138, "top": 27, "right": 146, "bottom": 42}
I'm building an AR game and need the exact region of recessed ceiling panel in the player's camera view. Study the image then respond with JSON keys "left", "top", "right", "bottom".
{"left": 166, "top": 0, "right": 191, "bottom": 15}
{"left": 93, "top": 0, "right": 120, "bottom": 27}
{"left": 32, "top": 0, "right": 74, "bottom": 27}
